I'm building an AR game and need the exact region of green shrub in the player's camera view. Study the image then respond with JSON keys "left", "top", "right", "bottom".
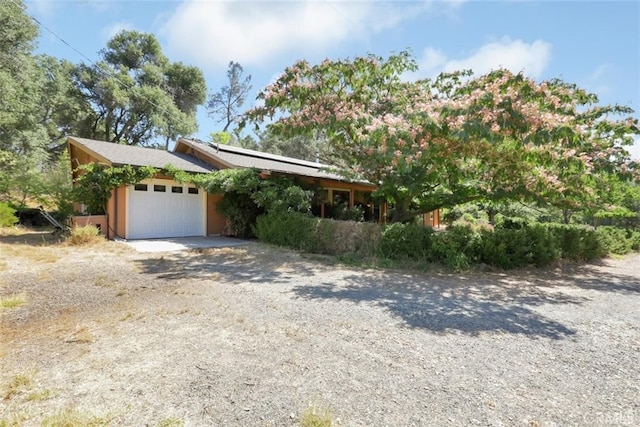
{"left": 630, "top": 230, "right": 640, "bottom": 251}
{"left": 429, "top": 225, "right": 480, "bottom": 268}
{"left": 312, "top": 218, "right": 339, "bottom": 254}
{"left": 595, "top": 226, "right": 635, "bottom": 255}
{"left": 542, "top": 224, "right": 604, "bottom": 260}
{"left": 255, "top": 212, "right": 315, "bottom": 250}
{"left": 256, "top": 210, "right": 629, "bottom": 270}
{"left": 255, "top": 212, "right": 382, "bottom": 256}
{"left": 380, "top": 223, "right": 433, "bottom": 260}
{"left": 332, "top": 205, "right": 365, "bottom": 222}
{"left": 479, "top": 225, "right": 560, "bottom": 269}
{"left": 0, "top": 203, "right": 18, "bottom": 227}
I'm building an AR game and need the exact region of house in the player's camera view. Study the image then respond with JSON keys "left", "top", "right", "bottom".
{"left": 68, "top": 136, "right": 406, "bottom": 240}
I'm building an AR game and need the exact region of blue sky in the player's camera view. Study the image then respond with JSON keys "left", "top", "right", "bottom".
{"left": 26, "top": 0, "right": 640, "bottom": 158}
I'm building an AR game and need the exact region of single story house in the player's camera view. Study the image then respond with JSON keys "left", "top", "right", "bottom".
{"left": 68, "top": 136, "right": 437, "bottom": 240}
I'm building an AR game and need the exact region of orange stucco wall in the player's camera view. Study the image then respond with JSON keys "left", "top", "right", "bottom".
{"left": 71, "top": 215, "right": 108, "bottom": 236}
{"left": 207, "top": 193, "right": 226, "bottom": 235}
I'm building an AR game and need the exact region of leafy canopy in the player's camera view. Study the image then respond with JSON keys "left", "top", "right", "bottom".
{"left": 247, "top": 51, "right": 639, "bottom": 222}
{"left": 73, "top": 30, "right": 206, "bottom": 148}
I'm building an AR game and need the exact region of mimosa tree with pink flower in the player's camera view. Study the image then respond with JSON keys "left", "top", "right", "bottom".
{"left": 246, "top": 52, "right": 639, "bottom": 223}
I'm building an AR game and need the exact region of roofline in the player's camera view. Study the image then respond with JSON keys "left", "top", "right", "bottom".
{"left": 67, "top": 136, "right": 113, "bottom": 166}
{"left": 176, "top": 138, "right": 236, "bottom": 169}
{"left": 177, "top": 137, "right": 331, "bottom": 170}
{"left": 176, "top": 137, "right": 375, "bottom": 186}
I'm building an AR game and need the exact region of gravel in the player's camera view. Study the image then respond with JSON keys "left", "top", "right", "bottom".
{"left": 1, "top": 235, "right": 639, "bottom": 426}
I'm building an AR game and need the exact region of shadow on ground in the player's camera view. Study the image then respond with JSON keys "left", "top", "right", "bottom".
{"left": 134, "top": 245, "right": 317, "bottom": 285}
{"left": 292, "top": 259, "right": 639, "bottom": 339}
{"left": 0, "top": 229, "right": 61, "bottom": 245}
{"left": 135, "top": 244, "right": 639, "bottom": 339}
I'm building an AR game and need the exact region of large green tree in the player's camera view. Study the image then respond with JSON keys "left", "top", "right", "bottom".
{"left": 247, "top": 52, "right": 639, "bottom": 222}
{"left": 73, "top": 30, "right": 206, "bottom": 148}
{"left": 0, "top": 0, "right": 50, "bottom": 205}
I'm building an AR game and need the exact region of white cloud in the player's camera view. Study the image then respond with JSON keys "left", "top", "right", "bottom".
{"left": 628, "top": 135, "right": 640, "bottom": 160}
{"left": 584, "top": 63, "right": 613, "bottom": 98}
{"left": 101, "top": 21, "right": 137, "bottom": 41}
{"left": 160, "top": 0, "right": 458, "bottom": 69}
{"left": 413, "top": 37, "right": 552, "bottom": 80}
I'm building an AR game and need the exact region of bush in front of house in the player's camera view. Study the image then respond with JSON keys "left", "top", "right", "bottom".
{"left": 0, "top": 202, "right": 18, "bottom": 227}
{"left": 254, "top": 211, "right": 315, "bottom": 250}
{"left": 595, "top": 226, "right": 638, "bottom": 255}
{"left": 255, "top": 212, "right": 637, "bottom": 270}
{"left": 477, "top": 224, "right": 561, "bottom": 269}
{"left": 428, "top": 224, "right": 482, "bottom": 270}
{"left": 66, "top": 225, "right": 104, "bottom": 246}
{"left": 541, "top": 223, "right": 604, "bottom": 260}
{"left": 255, "top": 211, "right": 381, "bottom": 256}
{"left": 379, "top": 222, "right": 433, "bottom": 260}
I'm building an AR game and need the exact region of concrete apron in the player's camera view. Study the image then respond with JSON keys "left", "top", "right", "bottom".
{"left": 118, "top": 236, "right": 249, "bottom": 253}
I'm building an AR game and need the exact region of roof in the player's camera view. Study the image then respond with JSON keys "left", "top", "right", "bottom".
{"left": 68, "top": 137, "right": 213, "bottom": 174}
{"left": 177, "top": 138, "right": 368, "bottom": 184}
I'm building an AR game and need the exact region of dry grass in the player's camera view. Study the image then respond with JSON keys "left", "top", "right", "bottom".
{"left": 65, "top": 225, "right": 105, "bottom": 246}
{"left": 26, "top": 388, "right": 53, "bottom": 401}
{"left": 41, "top": 409, "right": 114, "bottom": 427}
{"left": 3, "top": 372, "right": 35, "bottom": 400}
{"left": 157, "top": 417, "right": 185, "bottom": 427}
{"left": 0, "top": 226, "right": 23, "bottom": 237}
{"left": 0, "top": 294, "right": 27, "bottom": 310}
{"left": 94, "top": 275, "right": 116, "bottom": 288}
{"left": 0, "top": 244, "right": 61, "bottom": 263}
{"left": 0, "top": 411, "right": 30, "bottom": 426}
{"left": 299, "top": 405, "right": 333, "bottom": 427}
{"left": 63, "top": 325, "right": 94, "bottom": 344}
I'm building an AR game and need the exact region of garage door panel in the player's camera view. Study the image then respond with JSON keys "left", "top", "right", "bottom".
{"left": 127, "top": 180, "right": 204, "bottom": 239}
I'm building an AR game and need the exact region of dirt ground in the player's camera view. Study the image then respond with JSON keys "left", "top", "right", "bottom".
{"left": 1, "top": 231, "right": 639, "bottom": 426}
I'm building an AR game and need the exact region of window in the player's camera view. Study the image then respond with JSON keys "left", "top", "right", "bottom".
{"left": 134, "top": 184, "right": 148, "bottom": 191}
{"left": 332, "top": 190, "right": 350, "bottom": 206}
{"left": 188, "top": 187, "right": 199, "bottom": 195}
{"left": 171, "top": 186, "right": 183, "bottom": 194}
{"left": 154, "top": 185, "right": 166, "bottom": 192}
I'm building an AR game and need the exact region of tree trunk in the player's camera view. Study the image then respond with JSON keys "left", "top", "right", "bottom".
{"left": 390, "top": 198, "right": 412, "bottom": 223}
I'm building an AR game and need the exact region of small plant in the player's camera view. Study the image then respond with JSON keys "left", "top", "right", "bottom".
{"left": 0, "top": 411, "right": 30, "bottom": 426}
{"left": 26, "top": 388, "right": 53, "bottom": 401}
{"left": 0, "top": 203, "right": 18, "bottom": 228}
{"left": 41, "top": 408, "right": 113, "bottom": 427}
{"left": 300, "top": 405, "right": 333, "bottom": 427}
{"left": 158, "top": 417, "right": 185, "bottom": 427}
{"left": 3, "top": 372, "right": 34, "bottom": 400}
{"left": 66, "top": 225, "right": 104, "bottom": 246}
{"left": 0, "top": 294, "right": 27, "bottom": 310}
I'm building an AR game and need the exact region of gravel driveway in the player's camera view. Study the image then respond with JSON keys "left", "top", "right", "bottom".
{"left": 1, "top": 233, "right": 638, "bottom": 426}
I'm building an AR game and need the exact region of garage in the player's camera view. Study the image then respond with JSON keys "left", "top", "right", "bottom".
{"left": 126, "top": 179, "right": 206, "bottom": 239}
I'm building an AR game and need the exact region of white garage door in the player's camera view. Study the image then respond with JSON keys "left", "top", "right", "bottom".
{"left": 127, "top": 179, "right": 205, "bottom": 239}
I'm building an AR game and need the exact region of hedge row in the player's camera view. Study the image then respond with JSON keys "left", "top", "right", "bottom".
{"left": 255, "top": 212, "right": 640, "bottom": 270}
{"left": 255, "top": 212, "right": 380, "bottom": 256}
